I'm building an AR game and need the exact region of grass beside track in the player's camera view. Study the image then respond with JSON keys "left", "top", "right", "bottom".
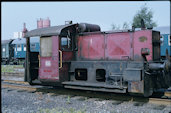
{"left": 38, "top": 107, "right": 86, "bottom": 113}
{"left": 1, "top": 65, "right": 23, "bottom": 73}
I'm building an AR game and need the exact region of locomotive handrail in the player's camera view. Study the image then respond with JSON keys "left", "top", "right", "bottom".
{"left": 38, "top": 55, "right": 40, "bottom": 67}
{"left": 59, "top": 50, "right": 62, "bottom": 69}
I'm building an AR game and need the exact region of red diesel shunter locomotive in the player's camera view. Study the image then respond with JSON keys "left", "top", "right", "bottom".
{"left": 23, "top": 22, "right": 171, "bottom": 97}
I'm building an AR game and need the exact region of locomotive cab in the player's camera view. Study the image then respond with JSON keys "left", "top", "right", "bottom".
{"left": 24, "top": 24, "right": 78, "bottom": 86}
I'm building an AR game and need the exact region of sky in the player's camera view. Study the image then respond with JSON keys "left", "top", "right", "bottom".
{"left": 1, "top": 1, "right": 170, "bottom": 40}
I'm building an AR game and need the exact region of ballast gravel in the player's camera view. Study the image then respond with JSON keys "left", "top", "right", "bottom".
{"left": 2, "top": 73, "right": 171, "bottom": 113}
{"left": 2, "top": 87, "right": 171, "bottom": 113}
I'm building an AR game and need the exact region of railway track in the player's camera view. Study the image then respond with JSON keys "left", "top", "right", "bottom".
{"left": 149, "top": 98, "right": 171, "bottom": 106}
{"left": 2, "top": 72, "right": 24, "bottom": 76}
{"left": 2, "top": 79, "right": 171, "bottom": 106}
{"left": 2, "top": 80, "right": 29, "bottom": 85}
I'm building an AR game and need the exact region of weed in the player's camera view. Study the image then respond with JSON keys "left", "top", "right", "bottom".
{"left": 1, "top": 65, "right": 23, "bottom": 73}
{"left": 66, "top": 95, "right": 71, "bottom": 104}
{"left": 37, "top": 107, "right": 87, "bottom": 113}
{"left": 84, "top": 97, "right": 88, "bottom": 102}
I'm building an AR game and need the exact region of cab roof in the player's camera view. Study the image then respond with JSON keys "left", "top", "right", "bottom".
{"left": 24, "top": 24, "right": 77, "bottom": 38}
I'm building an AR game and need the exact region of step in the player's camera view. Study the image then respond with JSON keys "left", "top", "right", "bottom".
{"left": 63, "top": 81, "right": 127, "bottom": 89}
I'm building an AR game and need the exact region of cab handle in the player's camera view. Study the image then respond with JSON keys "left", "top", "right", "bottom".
{"left": 38, "top": 54, "right": 40, "bottom": 67}
{"left": 59, "top": 50, "right": 62, "bottom": 69}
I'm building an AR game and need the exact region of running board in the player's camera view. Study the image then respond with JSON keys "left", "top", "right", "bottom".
{"left": 63, "top": 81, "right": 127, "bottom": 93}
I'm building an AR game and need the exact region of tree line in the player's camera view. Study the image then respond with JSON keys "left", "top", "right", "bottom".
{"left": 111, "top": 4, "right": 157, "bottom": 30}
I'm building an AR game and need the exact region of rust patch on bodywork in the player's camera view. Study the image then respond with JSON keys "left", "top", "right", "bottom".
{"left": 139, "top": 36, "right": 147, "bottom": 42}
{"left": 128, "top": 81, "right": 144, "bottom": 93}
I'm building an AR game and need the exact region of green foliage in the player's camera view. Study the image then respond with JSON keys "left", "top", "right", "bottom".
{"left": 132, "top": 4, "right": 157, "bottom": 28}
{"left": 1, "top": 65, "right": 23, "bottom": 73}
{"left": 1, "top": 65, "right": 14, "bottom": 73}
{"left": 37, "top": 107, "right": 86, "bottom": 113}
{"left": 67, "top": 95, "right": 71, "bottom": 104}
{"left": 122, "top": 22, "right": 129, "bottom": 29}
{"left": 111, "top": 21, "right": 130, "bottom": 30}
{"left": 111, "top": 24, "right": 120, "bottom": 30}
{"left": 111, "top": 4, "right": 157, "bottom": 30}
{"left": 84, "top": 97, "right": 88, "bottom": 101}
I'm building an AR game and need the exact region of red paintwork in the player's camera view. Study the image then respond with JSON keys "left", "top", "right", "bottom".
{"left": 133, "top": 30, "right": 152, "bottom": 61}
{"left": 39, "top": 36, "right": 59, "bottom": 81}
{"left": 106, "top": 33, "right": 131, "bottom": 60}
{"left": 59, "top": 63, "right": 70, "bottom": 82}
{"left": 78, "top": 30, "right": 153, "bottom": 61}
{"left": 38, "top": 29, "right": 154, "bottom": 82}
{"left": 62, "top": 51, "right": 73, "bottom": 61}
{"left": 39, "top": 36, "right": 74, "bottom": 82}
{"left": 78, "top": 34, "right": 105, "bottom": 59}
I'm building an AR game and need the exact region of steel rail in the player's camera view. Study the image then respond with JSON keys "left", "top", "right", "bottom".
{"left": 149, "top": 98, "right": 171, "bottom": 106}
{"left": 2, "top": 80, "right": 29, "bottom": 85}
{"left": 164, "top": 91, "right": 171, "bottom": 97}
{"left": 2, "top": 84, "right": 36, "bottom": 91}
{"left": 2, "top": 79, "right": 171, "bottom": 106}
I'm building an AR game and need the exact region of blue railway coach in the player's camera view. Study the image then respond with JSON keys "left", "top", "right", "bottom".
{"left": 1, "top": 39, "right": 14, "bottom": 64}
{"left": 161, "top": 34, "right": 170, "bottom": 57}
{"left": 154, "top": 26, "right": 171, "bottom": 59}
{"left": 11, "top": 37, "right": 40, "bottom": 64}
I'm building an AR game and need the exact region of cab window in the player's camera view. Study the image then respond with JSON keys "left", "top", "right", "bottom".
{"left": 24, "top": 45, "right": 26, "bottom": 51}
{"left": 17, "top": 44, "right": 21, "bottom": 51}
{"left": 61, "top": 36, "right": 72, "bottom": 51}
{"left": 40, "top": 37, "right": 52, "bottom": 57}
{"left": 160, "top": 35, "right": 164, "bottom": 46}
{"left": 30, "top": 43, "right": 36, "bottom": 50}
{"left": 2, "top": 46, "right": 5, "bottom": 52}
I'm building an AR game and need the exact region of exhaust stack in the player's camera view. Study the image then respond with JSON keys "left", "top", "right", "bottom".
{"left": 37, "top": 17, "right": 51, "bottom": 28}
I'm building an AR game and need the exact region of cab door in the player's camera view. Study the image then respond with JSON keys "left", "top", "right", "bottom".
{"left": 39, "top": 36, "right": 59, "bottom": 82}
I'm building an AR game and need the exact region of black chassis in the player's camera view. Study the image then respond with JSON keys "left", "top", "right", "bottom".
{"left": 62, "top": 60, "right": 157, "bottom": 97}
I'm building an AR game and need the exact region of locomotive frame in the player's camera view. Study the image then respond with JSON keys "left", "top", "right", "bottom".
{"left": 24, "top": 23, "right": 171, "bottom": 97}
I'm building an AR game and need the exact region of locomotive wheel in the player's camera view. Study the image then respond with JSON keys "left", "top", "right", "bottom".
{"left": 129, "top": 92, "right": 144, "bottom": 97}
{"left": 28, "top": 80, "right": 33, "bottom": 85}
{"left": 27, "top": 75, "right": 34, "bottom": 85}
{"left": 144, "top": 75, "right": 154, "bottom": 97}
{"left": 28, "top": 80, "right": 39, "bottom": 85}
